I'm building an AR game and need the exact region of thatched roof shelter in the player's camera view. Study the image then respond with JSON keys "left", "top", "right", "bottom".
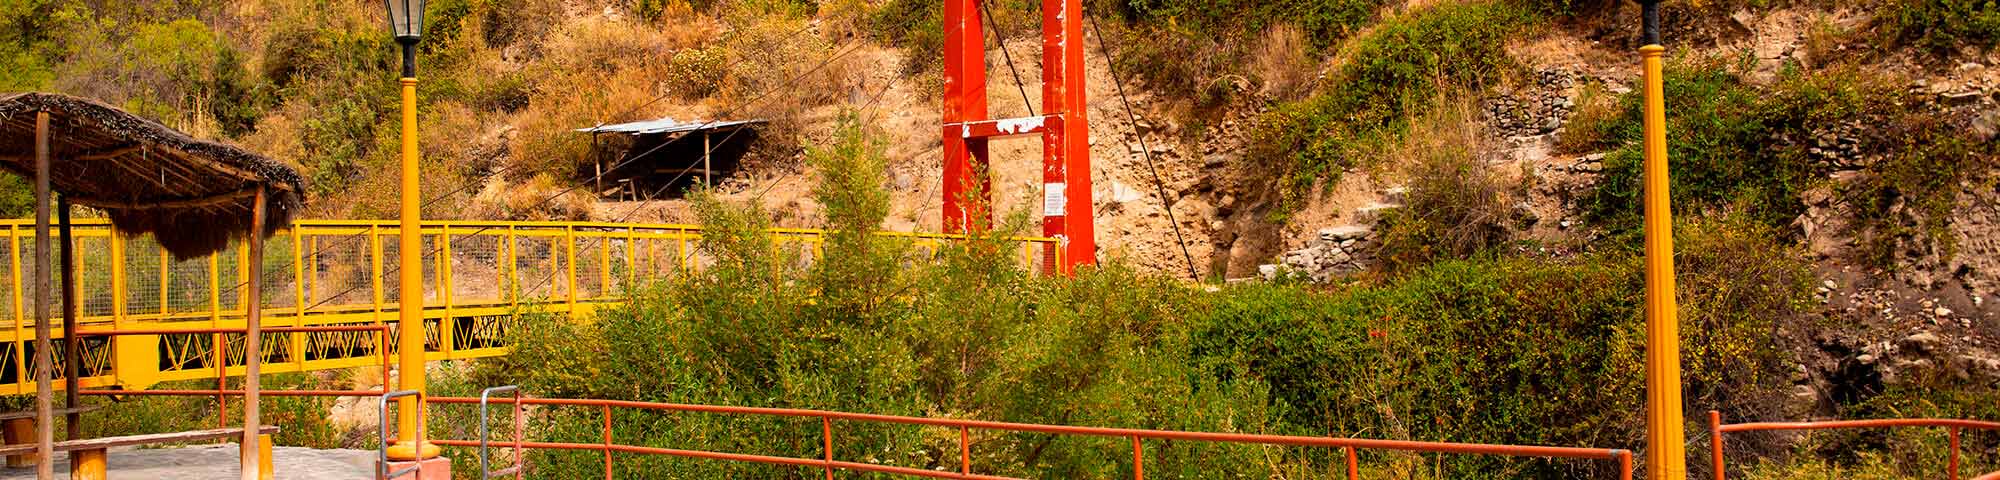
{"left": 0, "top": 92, "right": 304, "bottom": 258}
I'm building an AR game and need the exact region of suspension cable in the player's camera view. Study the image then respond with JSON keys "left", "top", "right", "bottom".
{"left": 981, "top": 1, "right": 1037, "bottom": 116}
{"left": 207, "top": 21, "right": 829, "bottom": 301}
{"left": 296, "top": 37, "right": 873, "bottom": 311}
{"left": 1084, "top": 8, "right": 1200, "bottom": 280}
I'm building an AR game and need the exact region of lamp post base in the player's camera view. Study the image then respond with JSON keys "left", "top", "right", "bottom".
{"left": 384, "top": 440, "right": 442, "bottom": 461}
{"left": 377, "top": 455, "right": 451, "bottom": 480}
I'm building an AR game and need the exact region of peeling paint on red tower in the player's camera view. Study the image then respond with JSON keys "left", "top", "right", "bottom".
{"left": 940, "top": 0, "right": 1094, "bottom": 275}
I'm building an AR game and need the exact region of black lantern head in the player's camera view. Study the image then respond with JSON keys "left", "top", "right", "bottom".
{"left": 385, "top": 0, "right": 425, "bottom": 43}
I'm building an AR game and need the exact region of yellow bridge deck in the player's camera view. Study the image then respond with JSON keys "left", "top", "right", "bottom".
{"left": 0, "top": 219, "right": 1056, "bottom": 395}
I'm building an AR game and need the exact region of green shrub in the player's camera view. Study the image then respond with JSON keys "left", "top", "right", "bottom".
{"left": 869, "top": 0, "right": 943, "bottom": 75}
{"left": 1881, "top": 0, "right": 2000, "bottom": 58}
{"left": 1195, "top": 214, "right": 1815, "bottom": 477}
{"left": 490, "top": 117, "right": 1274, "bottom": 477}
{"left": 1253, "top": 2, "right": 1538, "bottom": 204}
{"left": 1106, "top": 0, "right": 1384, "bottom": 51}
{"left": 1373, "top": 100, "right": 1514, "bottom": 273}
{"left": 1576, "top": 60, "right": 1992, "bottom": 266}
{"left": 1837, "top": 111, "right": 1989, "bottom": 268}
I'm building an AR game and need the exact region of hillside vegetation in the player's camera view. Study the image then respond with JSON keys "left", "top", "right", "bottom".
{"left": 6, "top": 0, "right": 2000, "bottom": 478}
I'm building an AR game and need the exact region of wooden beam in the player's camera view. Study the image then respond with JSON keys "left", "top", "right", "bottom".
{"left": 70, "top": 143, "right": 143, "bottom": 162}
{"left": 63, "top": 187, "right": 259, "bottom": 211}
{"left": 240, "top": 185, "right": 265, "bottom": 480}
{"left": 0, "top": 144, "right": 141, "bottom": 164}
{"left": 31, "top": 109, "right": 52, "bottom": 479}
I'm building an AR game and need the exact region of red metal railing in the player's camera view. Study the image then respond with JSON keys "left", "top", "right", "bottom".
{"left": 74, "top": 325, "right": 393, "bottom": 429}
{"left": 1709, "top": 410, "right": 2000, "bottom": 480}
{"left": 424, "top": 396, "right": 1635, "bottom": 480}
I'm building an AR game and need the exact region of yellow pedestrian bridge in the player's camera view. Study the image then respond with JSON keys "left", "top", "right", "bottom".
{"left": 0, "top": 219, "right": 1057, "bottom": 395}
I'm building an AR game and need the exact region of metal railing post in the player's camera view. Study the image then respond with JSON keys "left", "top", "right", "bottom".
{"left": 822, "top": 416, "right": 834, "bottom": 480}
{"left": 1620, "top": 449, "right": 1634, "bottom": 480}
{"left": 478, "top": 385, "right": 523, "bottom": 480}
{"left": 1950, "top": 426, "right": 1961, "bottom": 480}
{"left": 602, "top": 403, "right": 614, "bottom": 480}
{"left": 959, "top": 425, "right": 971, "bottom": 476}
{"left": 1709, "top": 410, "right": 1724, "bottom": 480}
{"left": 1344, "top": 445, "right": 1358, "bottom": 480}
{"left": 1131, "top": 436, "right": 1143, "bottom": 480}
{"left": 379, "top": 389, "right": 426, "bottom": 479}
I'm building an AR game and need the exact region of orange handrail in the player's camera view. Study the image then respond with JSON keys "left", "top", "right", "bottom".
{"left": 1710, "top": 410, "right": 2000, "bottom": 480}
{"left": 426, "top": 396, "right": 1635, "bottom": 480}
{"left": 73, "top": 325, "right": 394, "bottom": 430}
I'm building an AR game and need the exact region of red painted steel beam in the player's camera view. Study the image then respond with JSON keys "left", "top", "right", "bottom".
{"left": 941, "top": 0, "right": 991, "bottom": 235}
{"left": 1040, "top": 0, "right": 1093, "bottom": 274}
{"left": 944, "top": 115, "right": 1058, "bottom": 140}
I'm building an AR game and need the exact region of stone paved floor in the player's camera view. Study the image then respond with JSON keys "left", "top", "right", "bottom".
{"left": 0, "top": 443, "right": 375, "bottom": 479}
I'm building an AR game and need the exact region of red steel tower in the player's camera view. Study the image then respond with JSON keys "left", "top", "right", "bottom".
{"left": 940, "top": 0, "right": 1094, "bottom": 274}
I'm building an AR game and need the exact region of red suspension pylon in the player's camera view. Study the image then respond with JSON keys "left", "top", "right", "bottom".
{"left": 941, "top": 0, "right": 1094, "bottom": 275}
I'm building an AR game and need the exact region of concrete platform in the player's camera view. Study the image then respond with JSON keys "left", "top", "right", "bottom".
{"left": 0, "top": 443, "right": 375, "bottom": 479}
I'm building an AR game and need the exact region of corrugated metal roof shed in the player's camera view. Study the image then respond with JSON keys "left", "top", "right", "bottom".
{"left": 575, "top": 117, "right": 765, "bottom": 135}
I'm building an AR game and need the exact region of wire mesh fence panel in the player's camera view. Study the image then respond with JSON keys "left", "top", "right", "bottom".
{"left": 513, "top": 236, "right": 565, "bottom": 302}
{"left": 77, "top": 236, "right": 113, "bottom": 318}
{"left": 122, "top": 238, "right": 165, "bottom": 317}
{"left": 450, "top": 232, "right": 505, "bottom": 306}
{"left": 256, "top": 234, "right": 298, "bottom": 311}
{"left": 575, "top": 233, "right": 608, "bottom": 300}
{"left": 307, "top": 232, "right": 375, "bottom": 310}
{"left": 16, "top": 235, "right": 51, "bottom": 324}
{"left": 0, "top": 235, "right": 16, "bottom": 323}
{"left": 165, "top": 252, "right": 212, "bottom": 316}
{"left": 217, "top": 243, "right": 244, "bottom": 314}
{"left": 377, "top": 234, "right": 445, "bottom": 304}
{"left": 605, "top": 235, "right": 634, "bottom": 295}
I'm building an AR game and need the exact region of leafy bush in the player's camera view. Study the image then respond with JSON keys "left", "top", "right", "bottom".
{"left": 1575, "top": 59, "right": 1992, "bottom": 266}
{"left": 1105, "top": 0, "right": 1384, "bottom": 51}
{"left": 1373, "top": 99, "right": 1514, "bottom": 273}
{"left": 1253, "top": 2, "right": 1538, "bottom": 205}
{"left": 868, "top": 0, "right": 943, "bottom": 75}
{"left": 479, "top": 116, "right": 1819, "bottom": 478}
{"left": 1196, "top": 215, "right": 1815, "bottom": 478}
{"left": 1880, "top": 0, "right": 2000, "bottom": 58}
{"left": 489, "top": 116, "right": 1273, "bottom": 477}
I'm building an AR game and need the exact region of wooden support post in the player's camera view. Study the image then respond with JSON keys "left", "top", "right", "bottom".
{"left": 34, "top": 109, "right": 56, "bottom": 480}
{"left": 240, "top": 186, "right": 266, "bottom": 480}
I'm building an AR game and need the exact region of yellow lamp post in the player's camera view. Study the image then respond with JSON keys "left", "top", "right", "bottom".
{"left": 1636, "top": 1, "right": 1686, "bottom": 479}
{"left": 384, "top": 0, "right": 440, "bottom": 461}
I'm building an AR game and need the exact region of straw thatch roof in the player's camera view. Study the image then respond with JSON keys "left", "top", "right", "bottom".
{"left": 0, "top": 92, "right": 304, "bottom": 259}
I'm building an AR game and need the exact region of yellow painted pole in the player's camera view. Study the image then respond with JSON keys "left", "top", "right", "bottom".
{"left": 158, "top": 249, "right": 168, "bottom": 317}
{"left": 9, "top": 227, "right": 24, "bottom": 394}
{"left": 387, "top": 75, "right": 439, "bottom": 461}
{"left": 111, "top": 234, "right": 125, "bottom": 324}
{"left": 505, "top": 227, "right": 517, "bottom": 307}
{"left": 565, "top": 227, "right": 577, "bottom": 311}
{"left": 598, "top": 231, "right": 611, "bottom": 299}
{"left": 370, "top": 225, "right": 384, "bottom": 320}
{"left": 1640, "top": 40, "right": 1687, "bottom": 480}
{"left": 289, "top": 227, "right": 305, "bottom": 372}
{"left": 439, "top": 226, "right": 453, "bottom": 358}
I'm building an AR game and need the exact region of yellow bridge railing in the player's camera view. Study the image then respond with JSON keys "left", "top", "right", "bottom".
{"left": 0, "top": 219, "right": 1059, "bottom": 395}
